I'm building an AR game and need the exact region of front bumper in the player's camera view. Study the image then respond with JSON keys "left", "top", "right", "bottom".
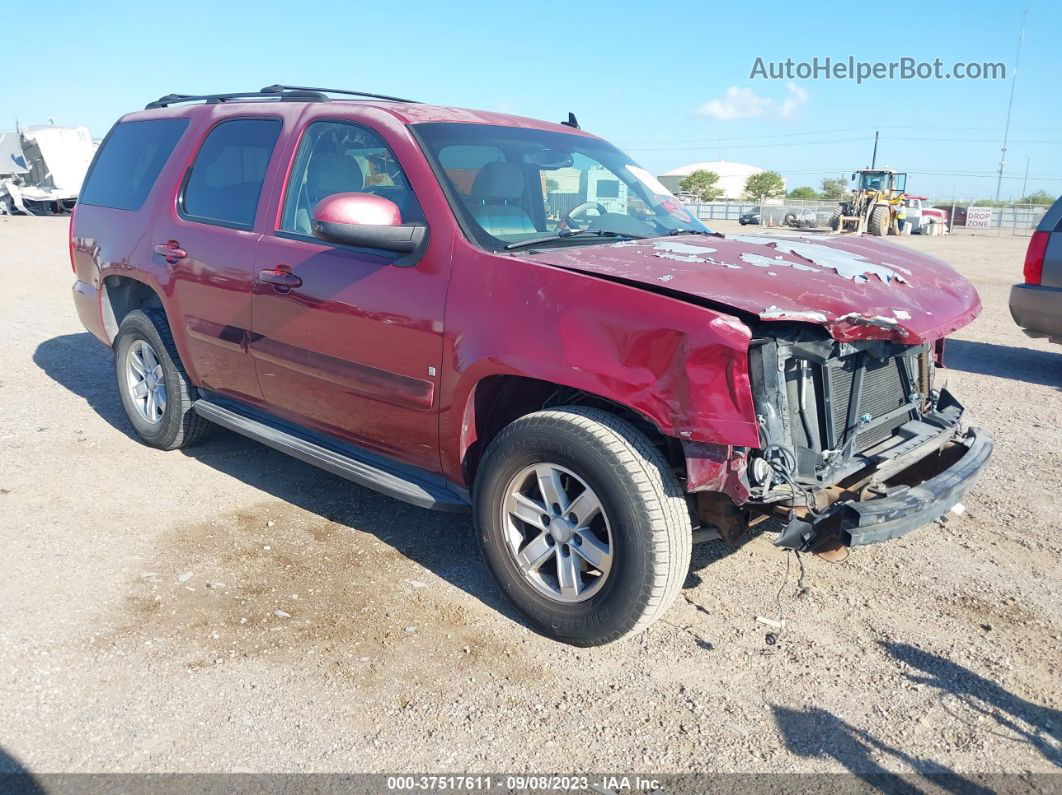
{"left": 775, "top": 426, "right": 993, "bottom": 549}
{"left": 1009, "top": 282, "right": 1062, "bottom": 343}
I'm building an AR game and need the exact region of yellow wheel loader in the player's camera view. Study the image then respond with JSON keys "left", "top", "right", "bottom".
{"left": 829, "top": 169, "right": 907, "bottom": 236}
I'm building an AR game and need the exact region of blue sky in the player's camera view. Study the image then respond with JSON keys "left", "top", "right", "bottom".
{"left": 3, "top": 0, "right": 1059, "bottom": 200}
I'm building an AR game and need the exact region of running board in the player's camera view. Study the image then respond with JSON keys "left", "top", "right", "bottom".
{"left": 193, "top": 399, "right": 469, "bottom": 512}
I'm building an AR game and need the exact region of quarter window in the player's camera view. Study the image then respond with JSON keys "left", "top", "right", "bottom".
{"left": 80, "top": 119, "right": 189, "bottom": 211}
{"left": 181, "top": 118, "right": 282, "bottom": 229}
{"left": 280, "top": 120, "right": 423, "bottom": 236}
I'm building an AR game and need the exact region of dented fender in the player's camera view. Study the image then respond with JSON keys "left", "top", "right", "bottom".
{"left": 438, "top": 246, "right": 759, "bottom": 484}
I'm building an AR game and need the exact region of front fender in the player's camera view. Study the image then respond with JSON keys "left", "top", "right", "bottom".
{"left": 438, "top": 250, "right": 759, "bottom": 484}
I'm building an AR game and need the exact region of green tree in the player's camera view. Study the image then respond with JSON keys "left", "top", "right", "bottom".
{"left": 786, "top": 186, "right": 819, "bottom": 199}
{"left": 679, "top": 170, "right": 724, "bottom": 202}
{"left": 744, "top": 170, "right": 786, "bottom": 202}
{"left": 820, "top": 177, "right": 848, "bottom": 200}
{"left": 1019, "top": 190, "right": 1055, "bottom": 206}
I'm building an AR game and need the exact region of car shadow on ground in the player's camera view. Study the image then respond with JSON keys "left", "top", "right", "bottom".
{"left": 772, "top": 704, "right": 996, "bottom": 792}
{"left": 0, "top": 745, "right": 43, "bottom": 793}
{"left": 881, "top": 640, "right": 1062, "bottom": 768}
{"left": 32, "top": 331, "right": 138, "bottom": 439}
{"left": 32, "top": 332, "right": 528, "bottom": 631}
{"left": 945, "top": 339, "right": 1061, "bottom": 389}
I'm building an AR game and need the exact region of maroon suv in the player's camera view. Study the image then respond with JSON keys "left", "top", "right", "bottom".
{"left": 71, "top": 85, "right": 992, "bottom": 645}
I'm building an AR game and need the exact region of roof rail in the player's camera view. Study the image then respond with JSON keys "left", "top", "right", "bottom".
{"left": 145, "top": 88, "right": 327, "bottom": 110}
{"left": 259, "top": 85, "right": 420, "bottom": 104}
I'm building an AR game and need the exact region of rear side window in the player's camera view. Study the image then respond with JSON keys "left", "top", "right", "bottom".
{"left": 80, "top": 119, "right": 189, "bottom": 211}
{"left": 180, "top": 118, "right": 282, "bottom": 229}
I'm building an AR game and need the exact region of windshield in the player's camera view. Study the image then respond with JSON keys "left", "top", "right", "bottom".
{"left": 413, "top": 123, "right": 711, "bottom": 250}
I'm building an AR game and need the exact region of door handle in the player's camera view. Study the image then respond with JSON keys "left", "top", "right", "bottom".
{"left": 258, "top": 266, "right": 303, "bottom": 292}
{"left": 153, "top": 241, "right": 187, "bottom": 263}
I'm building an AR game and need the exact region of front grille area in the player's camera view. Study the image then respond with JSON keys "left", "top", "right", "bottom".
{"left": 826, "top": 356, "right": 912, "bottom": 452}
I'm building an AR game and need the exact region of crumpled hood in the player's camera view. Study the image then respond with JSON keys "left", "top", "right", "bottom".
{"left": 523, "top": 233, "right": 982, "bottom": 343}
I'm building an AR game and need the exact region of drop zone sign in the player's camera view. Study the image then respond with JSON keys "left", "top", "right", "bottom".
{"left": 966, "top": 206, "right": 994, "bottom": 228}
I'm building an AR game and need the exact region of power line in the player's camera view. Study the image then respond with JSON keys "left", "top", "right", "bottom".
{"left": 627, "top": 137, "right": 871, "bottom": 152}
{"left": 996, "top": 9, "right": 1028, "bottom": 201}
{"left": 613, "top": 124, "right": 1058, "bottom": 147}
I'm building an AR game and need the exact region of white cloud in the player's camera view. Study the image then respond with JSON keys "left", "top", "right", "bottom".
{"left": 695, "top": 82, "right": 809, "bottom": 121}
{"left": 778, "top": 82, "right": 809, "bottom": 119}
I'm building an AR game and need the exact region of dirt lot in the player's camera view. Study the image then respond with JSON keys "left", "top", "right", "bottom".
{"left": 0, "top": 216, "right": 1059, "bottom": 779}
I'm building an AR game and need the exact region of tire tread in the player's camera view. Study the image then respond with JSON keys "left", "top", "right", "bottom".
{"left": 115, "top": 308, "right": 210, "bottom": 450}
{"left": 479, "top": 406, "right": 692, "bottom": 644}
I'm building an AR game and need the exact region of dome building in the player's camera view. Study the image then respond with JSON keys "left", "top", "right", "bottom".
{"left": 657, "top": 161, "right": 780, "bottom": 201}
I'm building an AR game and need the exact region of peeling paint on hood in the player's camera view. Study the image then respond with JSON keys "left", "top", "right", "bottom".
{"left": 521, "top": 232, "right": 982, "bottom": 343}
{"left": 762, "top": 305, "right": 829, "bottom": 323}
{"left": 738, "top": 252, "right": 818, "bottom": 272}
{"left": 731, "top": 235, "right": 907, "bottom": 284}
{"left": 653, "top": 241, "right": 718, "bottom": 264}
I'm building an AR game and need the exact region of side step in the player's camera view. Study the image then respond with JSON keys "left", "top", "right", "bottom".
{"left": 193, "top": 399, "right": 470, "bottom": 512}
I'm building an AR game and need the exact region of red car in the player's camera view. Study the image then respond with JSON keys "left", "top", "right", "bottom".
{"left": 71, "top": 85, "right": 991, "bottom": 645}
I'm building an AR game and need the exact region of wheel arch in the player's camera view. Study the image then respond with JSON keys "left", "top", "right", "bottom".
{"left": 454, "top": 372, "right": 688, "bottom": 489}
{"left": 100, "top": 274, "right": 165, "bottom": 343}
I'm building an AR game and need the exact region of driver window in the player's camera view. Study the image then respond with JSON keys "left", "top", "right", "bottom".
{"left": 280, "top": 120, "right": 423, "bottom": 236}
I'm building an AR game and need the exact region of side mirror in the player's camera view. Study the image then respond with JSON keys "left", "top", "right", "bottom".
{"left": 311, "top": 193, "right": 427, "bottom": 254}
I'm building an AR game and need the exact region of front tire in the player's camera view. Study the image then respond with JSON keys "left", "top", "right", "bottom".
{"left": 113, "top": 308, "right": 210, "bottom": 450}
{"left": 473, "top": 407, "right": 692, "bottom": 645}
{"left": 867, "top": 205, "right": 891, "bottom": 236}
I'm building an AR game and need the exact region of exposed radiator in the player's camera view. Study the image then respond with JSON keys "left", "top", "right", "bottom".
{"left": 827, "top": 356, "right": 912, "bottom": 451}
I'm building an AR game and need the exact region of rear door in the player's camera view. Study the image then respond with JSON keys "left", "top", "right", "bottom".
{"left": 151, "top": 113, "right": 283, "bottom": 403}
{"left": 250, "top": 116, "right": 448, "bottom": 472}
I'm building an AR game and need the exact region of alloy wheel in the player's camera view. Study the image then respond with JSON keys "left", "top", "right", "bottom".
{"left": 125, "top": 339, "right": 167, "bottom": 424}
{"left": 500, "top": 463, "right": 614, "bottom": 603}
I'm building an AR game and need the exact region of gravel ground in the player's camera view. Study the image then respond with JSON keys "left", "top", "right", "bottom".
{"left": 0, "top": 216, "right": 1059, "bottom": 779}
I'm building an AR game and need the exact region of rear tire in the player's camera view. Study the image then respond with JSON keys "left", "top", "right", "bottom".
{"left": 113, "top": 308, "right": 210, "bottom": 450}
{"left": 473, "top": 407, "right": 692, "bottom": 645}
{"left": 867, "top": 205, "right": 891, "bottom": 236}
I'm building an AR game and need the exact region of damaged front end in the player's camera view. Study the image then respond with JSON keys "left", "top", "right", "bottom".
{"left": 715, "top": 325, "right": 992, "bottom": 550}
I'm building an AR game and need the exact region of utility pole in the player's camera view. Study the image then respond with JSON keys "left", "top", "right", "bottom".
{"left": 995, "top": 9, "right": 1028, "bottom": 202}
{"left": 1021, "top": 155, "right": 1030, "bottom": 199}
{"left": 870, "top": 131, "right": 879, "bottom": 169}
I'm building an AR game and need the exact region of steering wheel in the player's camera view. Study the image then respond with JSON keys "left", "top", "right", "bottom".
{"left": 563, "top": 201, "right": 608, "bottom": 229}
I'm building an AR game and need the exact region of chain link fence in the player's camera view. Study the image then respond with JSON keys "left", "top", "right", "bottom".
{"left": 683, "top": 199, "right": 840, "bottom": 231}
{"left": 930, "top": 202, "right": 1049, "bottom": 237}
{"left": 683, "top": 198, "right": 1052, "bottom": 236}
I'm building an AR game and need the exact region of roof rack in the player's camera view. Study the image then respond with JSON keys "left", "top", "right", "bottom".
{"left": 145, "top": 88, "right": 326, "bottom": 109}
{"left": 145, "top": 85, "right": 419, "bottom": 110}
{"left": 259, "top": 85, "right": 420, "bottom": 104}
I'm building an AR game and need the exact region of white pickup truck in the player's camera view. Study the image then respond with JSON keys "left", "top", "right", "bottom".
{"left": 903, "top": 195, "right": 949, "bottom": 235}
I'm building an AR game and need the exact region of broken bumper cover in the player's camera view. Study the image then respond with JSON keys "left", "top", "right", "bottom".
{"left": 776, "top": 427, "right": 992, "bottom": 549}
{"left": 840, "top": 427, "right": 992, "bottom": 545}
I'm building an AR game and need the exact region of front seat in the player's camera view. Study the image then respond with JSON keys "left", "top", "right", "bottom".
{"left": 469, "top": 161, "right": 536, "bottom": 236}
{"left": 295, "top": 152, "right": 365, "bottom": 234}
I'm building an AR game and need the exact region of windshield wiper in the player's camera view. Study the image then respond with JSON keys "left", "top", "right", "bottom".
{"left": 504, "top": 229, "right": 646, "bottom": 251}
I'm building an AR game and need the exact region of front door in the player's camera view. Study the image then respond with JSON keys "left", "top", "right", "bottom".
{"left": 251, "top": 119, "right": 447, "bottom": 473}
